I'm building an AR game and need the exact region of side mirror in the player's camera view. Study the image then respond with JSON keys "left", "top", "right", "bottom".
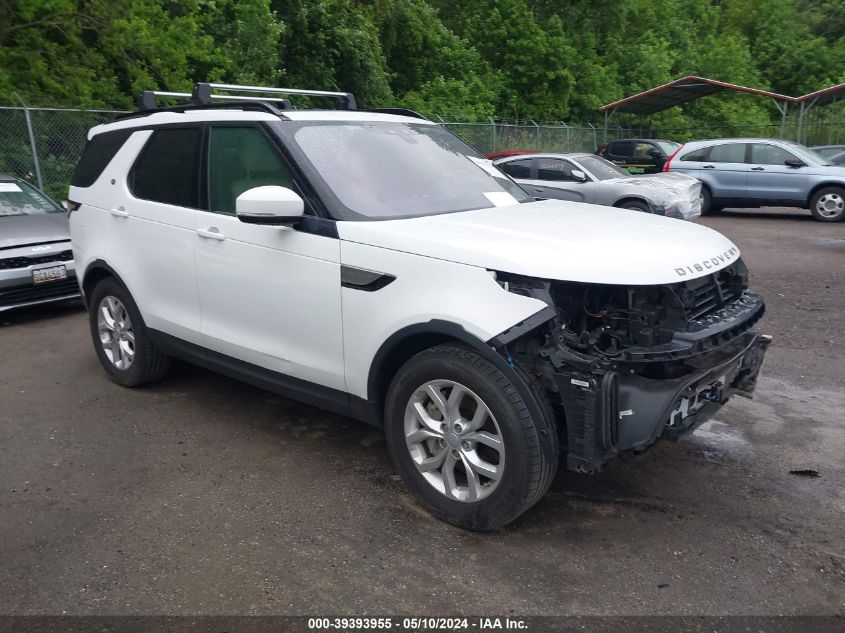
{"left": 784, "top": 158, "right": 806, "bottom": 168}
{"left": 570, "top": 169, "right": 588, "bottom": 182}
{"left": 236, "top": 186, "right": 305, "bottom": 225}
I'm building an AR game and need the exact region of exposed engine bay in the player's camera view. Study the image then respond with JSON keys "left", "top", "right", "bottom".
{"left": 489, "top": 260, "right": 770, "bottom": 473}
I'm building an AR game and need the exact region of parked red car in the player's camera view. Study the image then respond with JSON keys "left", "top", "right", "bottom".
{"left": 485, "top": 149, "right": 539, "bottom": 160}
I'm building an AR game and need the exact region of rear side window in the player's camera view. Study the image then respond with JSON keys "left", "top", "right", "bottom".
{"left": 708, "top": 143, "right": 747, "bottom": 163}
{"left": 680, "top": 147, "right": 709, "bottom": 161}
{"left": 71, "top": 130, "right": 132, "bottom": 187}
{"left": 609, "top": 141, "right": 633, "bottom": 157}
{"left": 499, "top": 159, "right": 532, "bottom": 178}
{"left": 130, "top": 127, "right": 201, "bottom": 208}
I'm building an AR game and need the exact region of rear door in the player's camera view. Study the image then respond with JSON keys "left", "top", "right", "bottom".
{"left": 745, "top": 142, "right": 808, "bottom": 203}
{"left": 194, "top": 124, "right": 346, "bottom": 390}
{"left": 700, "top": 142, "right": 749, "bottom": 199}
{"left": 124, "top": 126, "right": 203, "bottom": 343}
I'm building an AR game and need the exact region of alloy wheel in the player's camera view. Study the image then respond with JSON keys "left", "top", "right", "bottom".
{"left": 97, "top": 296, "right": 135, "bottom": 370}
{"left": 404, "top": 379, "right": 505, "bottom": 502}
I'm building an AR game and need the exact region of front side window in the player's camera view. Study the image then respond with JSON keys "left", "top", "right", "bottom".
{"left": 131, "top": 127, "right": 201, "bottom": 208}
{"left": 633, "top": 142, "right": 657, "bottom": 158}
{"left": 277, "top": 121, "right": 531, "bottom": 220}
{"left": 536, "top": 158, "right": 578, "bottom": 181}
{"left": 209, "top": 127, "right": 297, "bottom": 215}
{"left": 708, "top": 143, "right": 747, "bottom": 164}
{"left": 499, "top": 159, "right": 532, "bottom": 179}
{"left": 749, "top": 143, "right": 797, "bottom": 165}
{"left": 0, "top": 180, "right": 61, "bottom": 216}
{"left": 576, "top": 155, "right": 627, "bottom": 181}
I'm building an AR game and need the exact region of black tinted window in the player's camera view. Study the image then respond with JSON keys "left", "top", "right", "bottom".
{"left": 71, "top": 130, "right": 132, "bottom": 187}
{"left": 610, "top": 141, "right": 633, "bottom": 157}
{"left": 499, "top": 159, "right": 532, "bottom": 178}
{"left": 131, "top": 128, "right": 201, "bottom": 208}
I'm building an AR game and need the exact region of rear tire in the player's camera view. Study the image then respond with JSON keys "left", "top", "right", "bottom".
{"left": 809, "top": 186, "right": 845, "bottom": 222}
{"left": 384, "top": 344, "right": 558, "bottom": 531}
{"left": 88, "top": 277, "right": 171, "bottom": 387}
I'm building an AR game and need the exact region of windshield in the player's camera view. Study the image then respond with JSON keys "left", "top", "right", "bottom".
{"left": 656, "top": 141, "right": 680, "bottom": 155}
{"left": 781, "top": 142, "right": 835, "bottom": 166}
{"left": 0, "top": 180, "right": 61, "bottom": 217}
{"left": 576, "top": 155, "right": 629, "bottom": 181}
{"left": 278, "top": 121, "right": 531, "bottom": 220}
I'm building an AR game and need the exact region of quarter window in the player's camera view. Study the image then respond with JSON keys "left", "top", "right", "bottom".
{"left": 499, "top": 159, "right": 532, "bottom": 179}
{"left": 708, "top": 143, "right": 747, "bottom": 164}
{"left": 208, "top": 127, "right": 297, "bottom": 215}
{"left": 750, "top": 143, "right": 796, "bottom": 165}
{"left": 680, "top": 148, "right": 709, "bottom": 162}
{"left": 131, "top": 127, "right": 201, "bottom": 208}
{"left": 72, "top": 130, "right": 133, "bottom": 188}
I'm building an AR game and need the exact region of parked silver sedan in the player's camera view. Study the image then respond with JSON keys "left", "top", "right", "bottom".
{"left": 494, "top": 153, "right": 701, "bottom": 220}
{"left": 0, "top": 175, "right": 79, "bottom": 311}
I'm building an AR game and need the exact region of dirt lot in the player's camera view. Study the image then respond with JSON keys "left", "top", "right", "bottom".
{"left": 0, "top": 208, "right": 843, "bottom": 616}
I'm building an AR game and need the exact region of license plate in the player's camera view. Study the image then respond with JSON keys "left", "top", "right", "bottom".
{"left": 32, "top": 265, "right": 67, "bottom": 284}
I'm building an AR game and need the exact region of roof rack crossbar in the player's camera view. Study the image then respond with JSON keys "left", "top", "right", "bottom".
{"left": 139, "top": 82, "right": 356, "bottom": 111}
{"left": 196, "top": 82, "right": 356, "bottom": 110}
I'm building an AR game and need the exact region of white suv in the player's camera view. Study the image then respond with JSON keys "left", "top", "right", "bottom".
{"left": 69, "top": 83, "right": 770, "bottom": 530}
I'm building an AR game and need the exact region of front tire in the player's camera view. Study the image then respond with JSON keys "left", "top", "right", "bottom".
{"left": 384, "top": 344, "right": 558, "bottom": 530}
{"left": 619, "top": 200, "right": 650, "bottom": 213}
{"left": 88, "top": 277, "right": 171, "bottom": 387}
{"left": 809, "top": 187, "right": 845, "bottom": 222}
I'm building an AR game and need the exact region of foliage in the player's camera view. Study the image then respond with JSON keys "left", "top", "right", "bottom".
{"left": 1, "top": 0, "right": 843, "bottom": 127}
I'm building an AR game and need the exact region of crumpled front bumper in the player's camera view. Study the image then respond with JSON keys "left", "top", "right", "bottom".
{"left": 554, "top": 330, "right": 771, "bottom": 473}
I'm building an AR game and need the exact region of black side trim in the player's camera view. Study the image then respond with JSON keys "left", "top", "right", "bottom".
{"left": 81, "top": 259, "right": 128, "bottom": 307}
{"left": 148, "top": 330, "right": 380, "bottom": 426}
{"left": 367, "top": 320, "right": 557, "bottom": 461}
{"left": 340, "top": 265, "right": 396, "bottom": 291}
{"left": 488, "top": 306, "right": 556, "bottom": 348}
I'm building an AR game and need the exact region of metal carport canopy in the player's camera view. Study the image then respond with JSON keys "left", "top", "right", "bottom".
{"left": 599, "top": 75, "right": 794, "bottom": 116}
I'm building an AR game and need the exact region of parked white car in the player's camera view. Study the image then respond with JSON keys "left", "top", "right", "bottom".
{"left": 69, "top": 83, "right": 770, "bottom": 530}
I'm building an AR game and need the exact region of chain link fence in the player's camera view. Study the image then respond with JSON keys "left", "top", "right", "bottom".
{"left": 2, "top": 105, "right": 844, "bottom": 202}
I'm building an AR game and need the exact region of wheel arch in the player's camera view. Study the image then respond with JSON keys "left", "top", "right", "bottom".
{"left": 807, "top": 182, "right": 845, "bottom": 204}
{"left": 81, "top": 259, "right": 128, "bottom": 308}
{"left": 367, "top": 320, "right": 557, "bottom": 461}
{"left": 613, "top": 196, "right": 651, "bottom": 210}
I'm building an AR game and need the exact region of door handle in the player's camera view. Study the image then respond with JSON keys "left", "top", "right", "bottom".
{"left": 702, "top": 164, "right": 715, "bottom": 169}
{"left": 110, "top": 208, "right": 129, "bottom": 218}
{"left": 197, "top": 228, "right": 226, "bottom": 241}
{"left": 751, "top": 166, "right": 764, "bottom": 171}
{"left": 534, "top": 187, "right": 545, "bottom": 192}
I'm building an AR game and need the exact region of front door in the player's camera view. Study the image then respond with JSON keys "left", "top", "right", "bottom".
{"left": 745, "top": 142, "right": 808, "bottom": 203}
{"left": 194, "top": 125, "right": 345, "bottom": 391}
{"left": 520, "top": 157, "right": 592, "bottom": 203}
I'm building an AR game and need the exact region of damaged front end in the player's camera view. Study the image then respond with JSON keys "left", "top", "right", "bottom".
{"left": 489, "top": 260, "right": 771, "bottom": 473}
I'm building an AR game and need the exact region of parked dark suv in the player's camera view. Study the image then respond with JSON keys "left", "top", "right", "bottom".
{"left": 596, "top": 139, "right": 681, "bottom": 174}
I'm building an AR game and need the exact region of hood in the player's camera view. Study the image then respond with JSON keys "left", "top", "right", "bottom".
{"left": 0, "top": 213, "right": 71, "bottom": 250}
{"left": 337, "top": 199, "right": 739, "bottom": 286}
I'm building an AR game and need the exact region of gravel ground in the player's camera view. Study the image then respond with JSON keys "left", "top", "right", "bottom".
{"left": 0, "top": 208, "right": 843, "bottom": 616}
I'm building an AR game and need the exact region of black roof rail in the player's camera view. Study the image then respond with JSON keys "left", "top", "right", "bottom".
{"left": 117, "top": 100, "right": 289, "bottom": 122}
{"left": 136, "top": 82, "right": 356, "bottom": 113}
